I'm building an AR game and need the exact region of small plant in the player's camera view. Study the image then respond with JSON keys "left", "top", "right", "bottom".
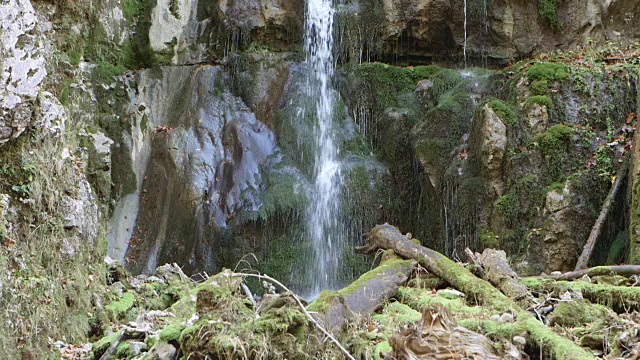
{"left": 487, "top": 99, "right": 518, "bottom": 127}
{"left": 527, "top": 63, "right": 569, "bottom": 83}
{"left": 525, "top": 95, "right": 553, "bottom": 110}
{"left": 538, "top": 0, "right": 563, "bottom": 31}
{"left": 495, "top": 193, "right": 519, "bottom": 224}
{"left": 479, "top": 229, "right": 500, "bottom": 249}
{"left": 530, "top": 80, "right": 549, "bottom": 95}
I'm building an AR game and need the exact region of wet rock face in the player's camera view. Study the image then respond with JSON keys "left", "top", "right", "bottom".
{"left": 336, "top": 0, "right": 639, "bottom": 63}
{"left": 108, "top": 65, "right": 304, "bottom": 274}
{"left": 151, "top": 0, "right": 304, "bottom": 64}
{"left": 542, "top": 182, "right": 591, "bottom": 272}
{"left": 477, "top": 104, "right": 507, "bottom": 196}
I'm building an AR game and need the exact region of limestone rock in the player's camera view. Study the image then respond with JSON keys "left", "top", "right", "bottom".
{"left": 541, "top": 182, "right": 591, "bottom": 272}
{"left": 60, "top": 180, "right": 99, "bottom": 242}
{"left": 478, "top": 104, "right": 507, "bottom": 196}
{"left": 149, "top": 0, "right": 192, "bottom": 55}
{"left": 108, "top": 65, "right": 307, "bottom": 274}
{"left": 527, "top": 103, "right": 549, "bottom": 134}
{"left": 0, "top": 0, "right": 46, "bottom": 110}
{"left": 88, "top": 131, "right": 114, "bottom": 200}
{"left": 146, "top": 341, "right": 177, "bottom": 360}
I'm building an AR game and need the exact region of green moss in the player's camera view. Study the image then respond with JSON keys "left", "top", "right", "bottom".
{"left": 371, "top": 302, "right": 421, "bottom": 324}
{"left": 92, "top": 331, "right": 122, "bottom": 358}
{"left": 523, "top": 278, "right": 640, "bottom": 311}
{"left": 527, "top": 63, "right": 569, "bottom": 83}
{"left": 545, "top": 182, "right": 565, "bottom": 193}
{"left": 479, "top": 228, "right": 500, "bottom": 249}
{"left": 607, "top": 231, "right": 628, "bottom": 264}
{"left": 487, "top": 99, "right": 518, "bottom": 127}
{"left": 533, "top": 124, "right": 573, "bottom": 180}
{"left": 398, "top": 287, "right": 483, "bottom": 315}
{"left": 307, "top": 257, "right": 415, "bottom": 312}
{"left": 115, "top": 341, "right": 131, "bottom": 357}
{"left": 159, "top": 323, "right": 184, "bottom": 342}
{"left": 414, "top": 138, "right": 449, "bottom": 165}
{"left": 525, "top": 95, "right": 553, "bottom": 109}
{"left": 530, "top": 80, "right": 549, "bottom": 95}
{"left": 549, "top": 300, "right": 609, "bottom": 327}
{"left": 257, "top": 170, "right": 307, "bottom": 221}
{"left": 495, "top": 193, "right": 519, "bottom": 224}
{"left": 105, "top": 292, "right": 136, "bottom": 319}
{"left": 538, "top": 0, "right": 563, "bottom": 31}
{"left": 373, "top": 341, "right": 392, "bottom": 359}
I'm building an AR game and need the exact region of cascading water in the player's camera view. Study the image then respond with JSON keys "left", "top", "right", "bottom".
{"left": 463, "top": 0, "right": 468, "bottom": 67}
{"left": 303, "top": 0, "right": 344, "bottom": 297}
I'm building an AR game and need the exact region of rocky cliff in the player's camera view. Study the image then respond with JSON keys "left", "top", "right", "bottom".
{"left": 1, "top": 0, "right": 640, "bottom": 357}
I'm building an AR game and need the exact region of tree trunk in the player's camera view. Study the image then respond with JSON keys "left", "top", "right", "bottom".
{"left": 360, "top": 224, "right": 595, "bottom": 360}
{"left": 576, "top": 153, "right": 629, "bottom": 270}
{"left": 629, "top": 100, "right": 640, "bottom": 263}
{"left": 308, "top": 255, "right": 416, "bottom": 331}
{"left": 473, "top": 248, "right": 533, "bottom": 304}
{"left": 542, "top": 265, "right": 640, "bottom": 281}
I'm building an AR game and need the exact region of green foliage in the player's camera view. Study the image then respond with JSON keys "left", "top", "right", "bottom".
{"left": 105, "top": 292, "right": 137, "bottom": 320}
{"left": 527, "top": 63, "right": 569, "bottom": 83}
{"left": 607, "top": 231, "right": 628, "bottom": 265}
{"left": 538, "top": 0, "right": 563, "bottom": 31}
{"left": 525, "top": 95, "right": 553, "bottom": 109}
{"left": 594, "top": 146, "right": 613, "bottom": 178}
{"left": 487, "top": 99, "right": 518, "bottom": 127}
{"left": 93, "top": 62, "right": 126, "bottom": 81}
{"left": 533, "top": 124, "right": 573, "bottom": 179}
{"left": 495, "top": 193, "right": 519, "bottom": 224}
{"left": 530, "top": 80, "right": 549, "bottom": 95}
{"left": 92, "top": 331, "right": 122, "bottom": 358}
{"left": 534, "top": 124, "right": 573, "bottom": 155}
{"left": 159, "top": 324, "right": 184, "bottom": 342}
{"left": 479, "top": 228, "right": 500, "bottom": 249}
{"left": 258, "top": 171, "right": 307, "bottom": 221}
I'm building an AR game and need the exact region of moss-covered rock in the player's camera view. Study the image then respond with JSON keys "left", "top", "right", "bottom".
{"left": 105, "top": 292, "right": 136, "bottom": 320}
{"left": 548, "top": 300, "right": 609, "bottom": 327}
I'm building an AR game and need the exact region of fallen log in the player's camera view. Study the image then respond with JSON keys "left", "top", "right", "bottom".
{"left": 360, "top": 224, "right": 595, "bottom": 360}
{"left": 308, "top": 255, "right": 416, "bottom": 332}
{"left": 542, "top": 265, "right": 640, "bottom": 281}
{"left": 472, "top": 248, "right": 532, "bottom": 304}
{"left": 575, "top": 154, "right": 629, "bottom": 270}
{"left": 522, "top": 278, "right": 640, "bottom": 312}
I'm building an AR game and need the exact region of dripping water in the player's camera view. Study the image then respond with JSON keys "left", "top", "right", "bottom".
{"left": 303, "top": 0, "right": 343, "bottom": 298}
{"left": 463, "top": 0, "right": 468, "bottom": 67}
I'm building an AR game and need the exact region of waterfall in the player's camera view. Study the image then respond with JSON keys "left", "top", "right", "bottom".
{"left": 463, "top": 0, "right": 468, "bottom": 67}
{"left": 304, "top": 0, "right": 343, "bottom": 297}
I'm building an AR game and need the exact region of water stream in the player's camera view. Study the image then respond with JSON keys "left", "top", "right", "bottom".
{"left": 304, "top": 0, "right": 343, "bottom": 297}
{"left": 463, "top": 0, "right": 468, "bottom": 67}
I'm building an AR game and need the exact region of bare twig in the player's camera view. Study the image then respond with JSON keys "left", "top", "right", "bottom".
{"left": 232, "top": 272, "right": 355, "bottom": 360}
{"left": 241, "top": 283, "right": 258, "bottom": 308}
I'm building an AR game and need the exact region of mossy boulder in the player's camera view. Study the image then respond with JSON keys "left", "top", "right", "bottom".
{"left": 105, "top": 292, "right": 136, "bottom": 320}
{"left": 159, "top": 323, "right": 184, "bottom": 342}
{"left": 91, "top": 331, "right": 122, "bottom": 358}
{"left": 548, "top": 300, "right": 609, "bottom": 327}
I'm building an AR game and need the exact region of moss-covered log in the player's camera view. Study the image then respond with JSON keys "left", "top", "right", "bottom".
{"left": 542, "top": 265, "right": 640, "bottom": 281}
{"left": 522, "top": 278, "right": 640, "bottom": 312}
{"left": 474, "top": 249, "right": 533, "bottom": 304}
{"left": 360, "top": 223, "right": 595, "bottom": 360}
{"left": 308, "top": 255, "right": 416, "bottom": 331}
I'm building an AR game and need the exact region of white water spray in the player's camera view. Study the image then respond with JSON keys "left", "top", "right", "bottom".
{"left": 463, "top": 0, "right": 468, "bottom": 67}
{"left": 304, "top": 0, "right": 343, "bottom": 297}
